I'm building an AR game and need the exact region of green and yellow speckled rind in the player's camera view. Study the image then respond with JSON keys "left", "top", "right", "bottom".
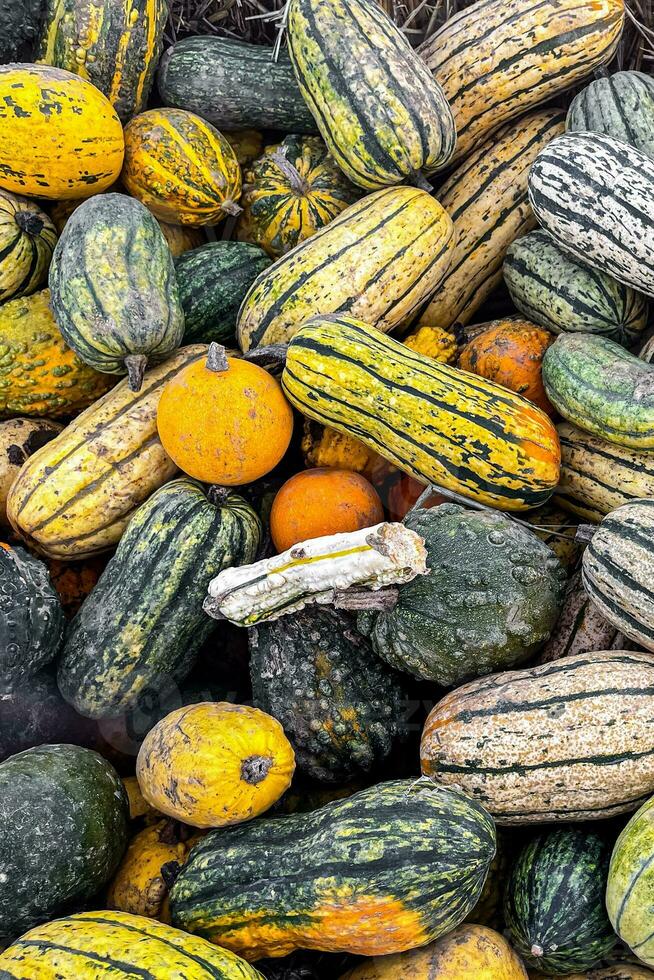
{"left": 37, "top": 0, "right": 168, "bottom": 122}
{"left": 607, "top": 794, "right": 654, "bottom": 967}
{"left": 170, "top": 779, "right": 496, "bottom": 960}
{"left": 288, "top": 0, "right": 455, "bottom": 189}
{"left": 49, "top": 193, "right": 184, "bottom": 384}
{"left": 542, "top": 333, "right": 654, "bottom": 449}
{"left": 282, "top": 315, "right": 560, "bottom": 511}
{"left": 567, "top": 70, "right": 654, "bottom": 160}
{"left": 504, "top": 828, "right": 615, "bottom": 973}
{"left": 237, "top": 187, "right": 455, "bottom": 350}
{"left": 0, "top": 910, "right": 265, "bottom": 979}
{"left": 57, "top": 479, "right": 261, "bottom": 719}
{"left": 0, "top": 744, "right": 128, "bottom": 946}
{"left": 0, "top": 192, "right": 57, "bottom": 303}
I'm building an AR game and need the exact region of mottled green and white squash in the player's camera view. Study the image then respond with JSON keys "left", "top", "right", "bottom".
{"left": 607, "top": 793, "right": 654, "bottom": 967}
{"left": 567, "top": 71, "right": 654, "bottom": 160}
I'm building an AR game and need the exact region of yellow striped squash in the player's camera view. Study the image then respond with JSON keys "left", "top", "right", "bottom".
{"left": 282, "top": 315, "right": 560, "bottom": 510}
{"left": 419, "top": 0, "right": 624, "bottom": 164}
{"left": 0, "top": 64, "right": 124, "bottom": 200}
{"left": 7, "top": 346, "right": 208, "bottom": 560}
{"left": 0, "top": 910, "right": 264, "bottom": 978}
{"left": 122, "top": 108, "right": 242, "bottom": 226}
{"left": 237, "top": 186, "right": 454, "bottom": 351}
{"left": 0, "top": 191, "right": 57, "bottom": 303}
{"left": 287, "top": 0, "right": 456, "bottom": 189}
{"left": 37, "top": 0, "right": 168, "bottom": 122}
{"left": 418, "top": 110, "right": 565, "bottom": 331}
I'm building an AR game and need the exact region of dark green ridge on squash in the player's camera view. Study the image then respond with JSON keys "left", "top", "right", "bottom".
{"left": 567, "top": 70, "right": 654, "bottom": 160}
{"left": 0, "top": 743, "right": 128, "bottom": 945}
{"left": 504, "top": 827, "right": 616, "bottom": 973}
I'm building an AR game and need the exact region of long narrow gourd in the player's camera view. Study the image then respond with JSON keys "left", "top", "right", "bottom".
{"left": 7, "top": 346, "right": 207, "bottom": 560}
{"left": 582, "top": 499, "right": 654, "bottom": 652}
{"left": 419, "top": 0, "right": 624, "bottom": 163}
{"left": 420, "top": 649, "right": 654, "bottom": 823}
{"left": 287, "top": 0, "right": 455, "bottom": 189}
{"left": 204, "top": 522, "right": 427, "bottom": 626}
{"left": 237, "top": 187, "right": 454, "bottom": 350}
{"left": 567, "top": 70, "right": 654, "bottom": 160}
{"left": 417, "top": 110, "right": 563, "bottom": 330}
{"left": 529, "top": 131, "right": 654, "bottom": 296}
{"left": 282, "top": 315, "right": 560, "bottom": 510}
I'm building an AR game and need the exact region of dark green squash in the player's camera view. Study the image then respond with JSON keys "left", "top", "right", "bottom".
{"left": 504, "top": 828, "right": 615, "bottom": 973}
{"left": 358, "top": 503, "right": 566, "bottom": 684}
{"left": 170, "top": 779, "right": 496, "bottom": 960}
{"left": 0, "top": 669, "right": 94, "bottom": 762}
{"left": 57, "top": 478, "right": 261, "bottom": 720}
{"left": 249, "top": 606, "right": 408, "bottom": 783}
{"left": 175, "top": 242, "right": 271, "bottom": 345}
{"left": 0, "top": 543, "right": 64, "bottom": 690}
{"left": 0, "top": 743, "right": 128, "bottom": 945}
{"left": 0, "top": 0, "right": 43, "bottom": 62}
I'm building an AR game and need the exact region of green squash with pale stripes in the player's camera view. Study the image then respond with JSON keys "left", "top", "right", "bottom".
{"left": 567, "top": 70, "right": 654, "bottom": 160}
{"left": 57, "top": 479, "right": 261, "bottom": 720}
{"left": 49, "top": 192, "right": 184, "bottom": 392}
{"left": 504, "top": 229, "right": 648, "bottom": 346}
{"left": 607, "top": 793, "right": 654, "bottom": 967}
{"left": 505, "top": 828, "right": 615, "bottom": 973}
{"left": 170, "top": 779, "right": 496, "bottom": 960}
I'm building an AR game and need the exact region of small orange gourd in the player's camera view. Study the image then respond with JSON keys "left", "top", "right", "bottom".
{"left": 157, "top": 344, "right": 293, "bottom": 486}
{"left": 458, "top": 318, "right": 555, "bottom": 415}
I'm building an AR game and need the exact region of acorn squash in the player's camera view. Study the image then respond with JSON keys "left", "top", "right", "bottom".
{"left": 0, "top": 191, "right": 56, "bottom": 303}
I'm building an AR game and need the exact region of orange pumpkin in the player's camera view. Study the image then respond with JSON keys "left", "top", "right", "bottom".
{"left": 157, "top": 345, "right": 293, "bottom": 485}
{"left": 270, "top": 468, "right": 384, "bottom": 552}
{"left": 457, "top": 318, "right": 555, "bottom": 415}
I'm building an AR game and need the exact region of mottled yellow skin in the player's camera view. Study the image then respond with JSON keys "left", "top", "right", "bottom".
{"left": 0, "top": 64, "right": 124, "bottom": 199}
{"left": 122, "top": 776, "right": 160, "bottom": 822}
{"left": 136, "top": 703, "right": 296, "bottom": 829}
{"left": 607, "top": 795, "right": 654, "bottom": 966}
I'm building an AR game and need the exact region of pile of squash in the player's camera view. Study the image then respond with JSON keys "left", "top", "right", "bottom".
{"left": 2, "top": 0, "right": 654, "bottom": 977}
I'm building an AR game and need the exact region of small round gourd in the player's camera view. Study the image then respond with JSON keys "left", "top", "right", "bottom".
{"left": 0, "top": 191, "right": 57, "bottom": 302}
{"left": 157, "top": 344, "right": 293, "bottom": 485}
{"left": 136, "top": 702, "right": 296, "bottom": 828}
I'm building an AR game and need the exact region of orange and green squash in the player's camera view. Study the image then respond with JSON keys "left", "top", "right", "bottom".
{"left": 0, "top": 191, "right": 57, "bottom": 302}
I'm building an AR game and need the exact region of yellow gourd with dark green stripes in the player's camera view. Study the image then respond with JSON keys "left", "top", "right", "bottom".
{"left": 282, "top": 315, "right": 560, "bottom": 510}
{"left": 287, "top": 0, "right": 456, "bottom": 189}
{"left": 0, "top": 191, "right": 57, "bottom": 303}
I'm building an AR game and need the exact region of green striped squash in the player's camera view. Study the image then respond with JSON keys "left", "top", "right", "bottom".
{"left": 170, "top": 779, "right": 496, "bottom": 960}
{"left": 567, "top": 71, "right": 654, "bottom": 160}
{"left": 420, "top": 649, "right": 654, "bottom": 823}
{"left": 556, "top": 422, "right": 654, "bottom": 522}
{"left": 538, "top": 569, "right": 617, "bottom": 663}
{"left": 542, "top": 334, "right": 654, "bottom": 449}
{"left": 505, "top": 828, "right": 615, "bottom": 973}
{"left": 282, "top": 315, "right": 560, "bottom": 511}
{"left": 49, "top": 193, "right": 184, "bottom": 392}
{"left": 607, "top": 794, "right": 654, "bottom": 967}
{"left": 529, "top": 131, "right": 654, "bottom": 297}
{"left": 288, "top": 0, "right": 455, "bottom": 190}
{"left": 582, "top": 499, "right": 654, "bottom": 652}
{"left": 236, "top": 187, "right": 455, "bottom": 351}
{"left": 57, "top": 479, "right": 261, "bottom": 719}
{"left": 0, "top": 192, "right": 57, "bottom": 303}
{"left": 504, "top": 229, "right": 648, "bottom": 346}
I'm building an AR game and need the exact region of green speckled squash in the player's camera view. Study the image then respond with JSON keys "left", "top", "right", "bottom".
{"left": 170, "top": 779, "right": 496, "bottom": 960}
{"left": 57, "top": 479, "right": 261, "bottom": 720}
{"left": 567, "top": 71, "right": 654, "bottom": 160}
{"left": 358, "top": 503, "right": 565, "bottom": 684}
{"left": 249, "top": 606, "right": 408, "bottom": 782}
{"left": 0, "top": 743, "right": 128, "bottom": 946}
{"left": 505, "top": 828, "right": 615, "bottom": 973}
{"left": 49, "top": 192, "right": 184, "bottom": 392}
{"left": 607, "top": 794, "right": 654, "bottom": 967}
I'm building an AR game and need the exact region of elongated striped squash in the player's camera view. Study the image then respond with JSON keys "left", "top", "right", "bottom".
{"left": 419, "top": 0, "right": 624, "bottom": 164}
{"left": 0, "top": 911, "right": 265, "bottom": 979}
{"left": 529, "top": 131, "right": 654, "bottom": 297}
{"left": 417, "top": 110, "right": 564, "bottom": 331}
{"left": 567, "top": 71, "right": 654, "bottom": 160}
{"left": 282, "top": 316, "right": 560, "bottom": 511}
{"left": 0, "top": 64, "right": 124, "bottom": 199}
{"left": 170, "top": 780, "right": 496, "bottom": 959}
{"left": 287, "top": 0, "right": 455, "bottom": 189}
{"left": 37, "top": 0, "right": 167, "bottom": 122}
{"left": 504, "top": 229, "right": 648, "bottom": 346}
{"left": 420, "top": 649, "right": 654, "bottom": 823}
{"left": 582, "top": 500, "right": 654, "bottom": 652}
{"left": 556, "top": 422, "right": 654, "bottom": 523}
{"left": 0, "top": 192, "right": 57, "bottom": 303}
{"left": 539, "top": 570, "right": 617, "bottom": 663}
{"left": 607, "top": 795, "right": 654, "bottom": 968}
{"left": 237, "top": 187, "right": 454, "bottom": 350}
{"left": 7, "top": 346, "right": 207, "bottom": 560}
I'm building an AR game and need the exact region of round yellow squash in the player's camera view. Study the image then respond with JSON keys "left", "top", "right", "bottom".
{"left": 136, "top": 703, "right": 296, "bottom": 829}
{"left": 0, "top": 64, "right": 124, "bottom": 200}
{"left": 339, "top": 924, "right": 528, "bottom": 979}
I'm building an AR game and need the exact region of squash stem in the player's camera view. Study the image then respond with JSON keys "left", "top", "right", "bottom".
{"left": 14, "top": 210, "right": 44, "bottom": 236}
{"left": 207, "top": 343, "right": 229, "bottom": 373}
{"left": 221, "top": 199, "right": 243, "bottom": 217}
{"left": 408, "top": 169, "right": 433, "bottom": 193}
{"left": 241, "top": 754, "right": 273, "bottom": 784}
{"left": 270, "top": 149, "right": 311, "bottom": 196}
{"left": 207, "top": 485, "right": 230, "bottom": 505}
{"left": 125, "top": 354, "right": 148, "bottom": 392}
